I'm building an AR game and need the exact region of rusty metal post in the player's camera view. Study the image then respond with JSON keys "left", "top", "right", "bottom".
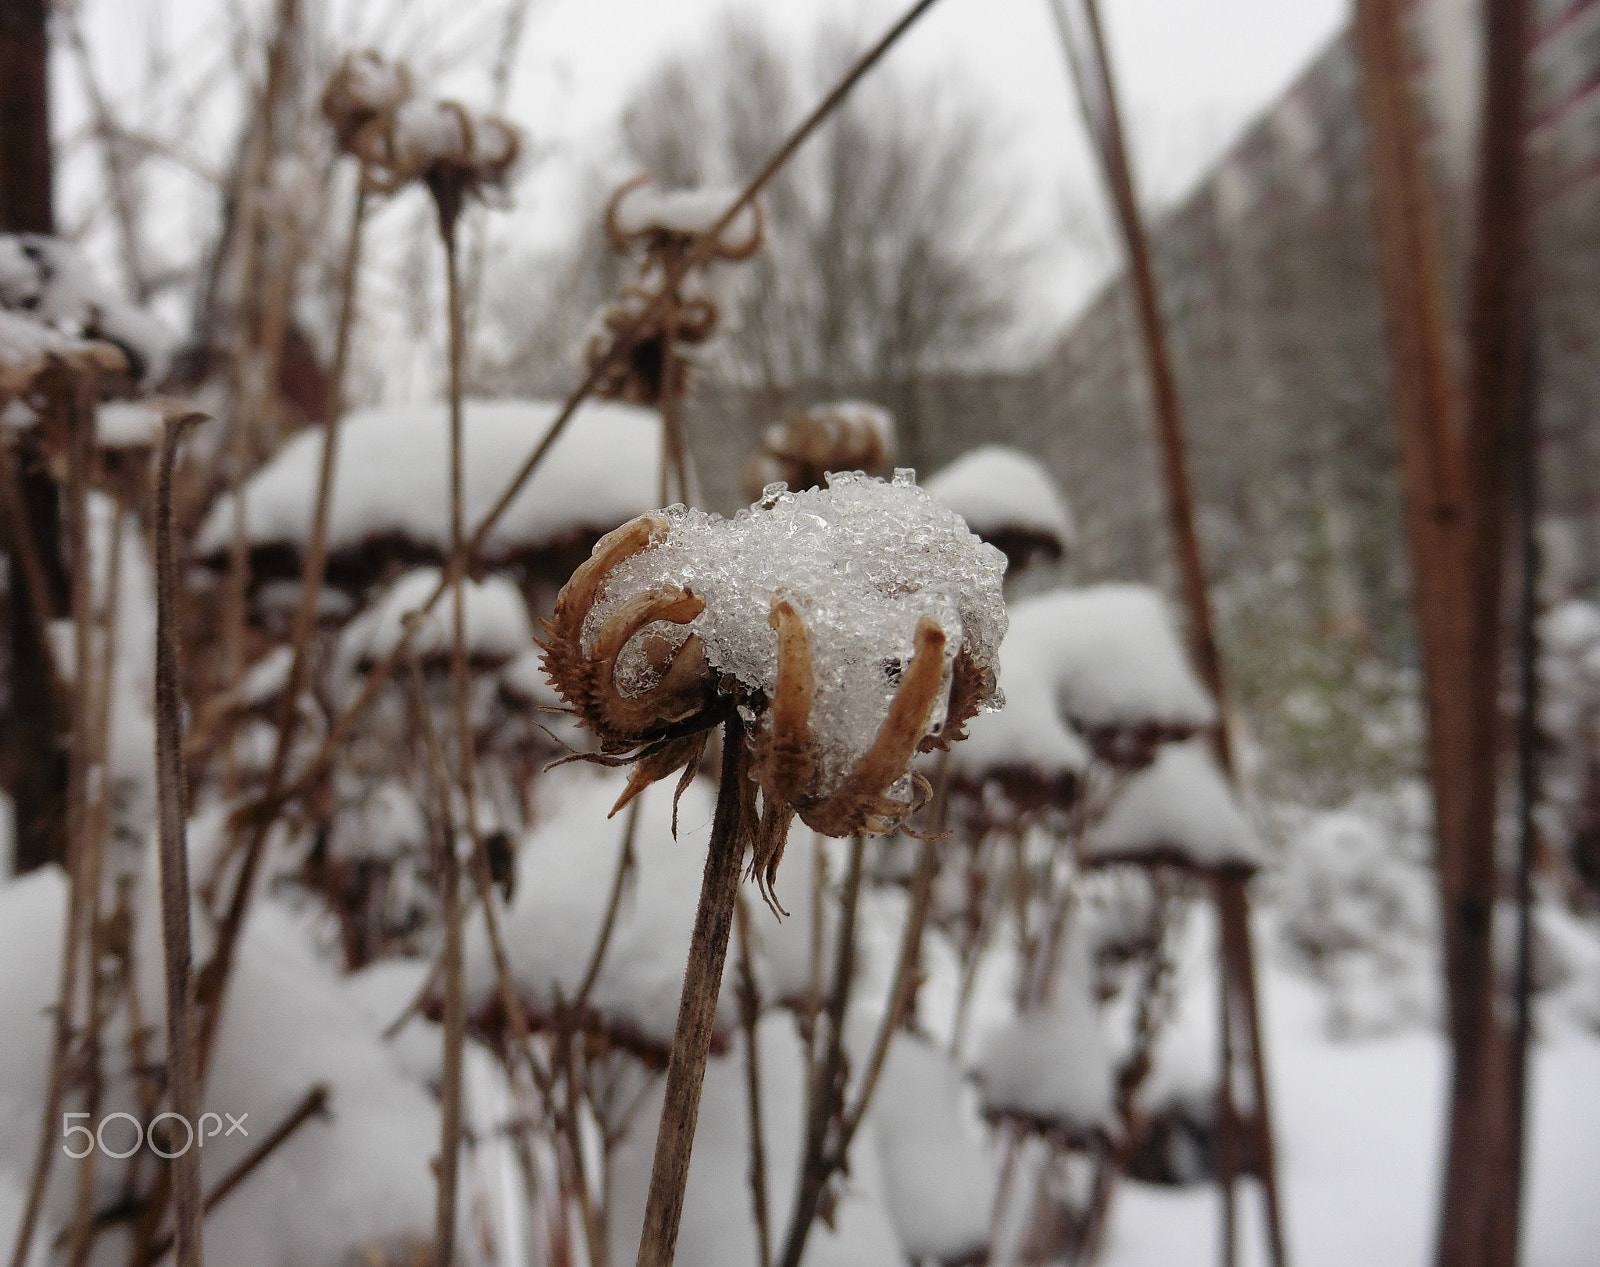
{"left": 1046, "top": 4, "right": 1288, "bottom": 1264}
{"left": 1352, "top": 1, "right": 1534, "bottom": 1263}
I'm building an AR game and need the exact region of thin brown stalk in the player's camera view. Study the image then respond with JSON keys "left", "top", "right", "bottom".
{"left": 635, "top": 721, "right": 750, "bottom": 1267}
{"left": 574, "top": 799, "right": 642, "bottom": 1008}
{"left": 800, "top": 833, "right": 828, "bottom": 1095}
{"left": 216, "top": 0, "right": 301, "bottom": 774}
{"left": 841, "top": 833, "right": 937, "bottom": 1137}
{"left": 461, "top": 0, "right": 534, "bottom": 349}
{"left": 68, "top": 491, "right": 128, "bottom": 1267}
{"left": 433, "top": 179, "right": 477, "bottom": 1267}
{"left": 734, "top": 894, "right": 772, "bottom": 1267}
{"left": 229, "top": 0, "right": 952, "bottom": 830}
{"left": 59, "top": 382, "right": 98, "bottom": 1267}
{"left": 553, "top": 1019, "right": 607, "bottom": 1267}
{"left": 950, "top": 833, "right": 1006, "bottom": 1058}
{"left": 148, "top": 1085, "right": 332, "bottom": 1264}
{"left": 403, "top": 640, "right": 556, "bottom": 1111}
{"left": 774, "top": 834, "right": 865, "bottom": 1267}
{"left": 405, "top": 629, "right": 579, "bottom": 1267}
{"left": 193, "top": 179, "right": 368, "bottom": 1080}
{"left": 153, "top": 409, "right": 210, "bottom": 1267}
{"left": 1048, "top": 0, "right": 1235, "bottom": 776}
{"left": 429, "top": 716, "right": 466, "bottom": 1267}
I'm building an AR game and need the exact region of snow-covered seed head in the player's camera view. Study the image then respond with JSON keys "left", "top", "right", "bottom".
{"left": 586, "top": 175, "right": 764, "bottom": 408}
{"left": 540, "top": 472, "right": 1008, "bottom": 893}
{"left": 602, "top": 174, "right": 765, "bottom": 262}
{"left": 741, "top": 401, "right": 896, "bottom": 501}
{"left": 322, "top": 51, "right": 414, "bottom": 156}
{"left": 321, "top": 50, "right": 520, "bottom": 204}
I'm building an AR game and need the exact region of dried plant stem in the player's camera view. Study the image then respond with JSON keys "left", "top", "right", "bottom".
{"left": 154, "top": 411, "right": 210, "bottom": 1267}
{"left": 635, "top": 721, "right": 749, "bottom": 1267}
{"left": 775, "top": 834, "right": 865, "bottom": 1267}
{"left": 68, "top": 493, "right": 128, "bottom": 1267}
{"left": 574, "top": 799, "right": 641, "bottom": 1008}
{"left": 196, "top": 182, "right": 369, "bottom": 1085}
{"left": 229, "top": 0, "right": 950, "bottom": 829}
{"left": 553, "top": 1022, "right": 606, "bottom": 1266}
{"left": 433, "top": 189, "right": 475, "bottom": 1267}
{"left": 404, "top": 643, "right": 466, "bottom": 1267}
{"left": 147, "top": 1085, "right": 331, "bottom": 1264}
{"left": 950, "top": 833, "right": 1006, "bottom": 1058}
{"left": 733, "top": 894, "right": 772, "bottom": 1267}
{"left": 800, "top": 833, "right": 828, "bottom": 1093}
{"left": 403, "top": 646, "right": 562, "bottom": 1138}
{"left": 842, "top": 832, "right": 937, "bottom": 1133}
{"left": 433, "top": 813, "right": 465, "bottom": 1267}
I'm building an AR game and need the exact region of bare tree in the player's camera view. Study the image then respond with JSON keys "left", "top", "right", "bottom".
{"left": 478, "top": 12, "right": 1040, "bottom": 467}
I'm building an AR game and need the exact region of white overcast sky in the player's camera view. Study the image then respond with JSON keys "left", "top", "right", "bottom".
{"left": 503, "top": 0, "right": 1350, "bottom": 326}
{"left": 57, "top": 0, "right": 1350, "bottom": 360}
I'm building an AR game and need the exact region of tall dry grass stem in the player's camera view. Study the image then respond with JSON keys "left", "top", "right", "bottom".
{"left": 154, "top": 409, "right": 211, "bottom": 1267}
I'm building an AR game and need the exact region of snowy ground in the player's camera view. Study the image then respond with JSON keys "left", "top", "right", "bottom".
{"left": 1101, "top": 964, "right": 1600, "bottom": 1267}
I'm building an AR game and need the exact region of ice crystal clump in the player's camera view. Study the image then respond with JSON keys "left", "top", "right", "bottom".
{"left": 580, "top": 471, "right": 1008, "bottom": 796}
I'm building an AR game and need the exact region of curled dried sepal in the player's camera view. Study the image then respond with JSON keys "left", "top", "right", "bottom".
{"left": 541, "top": 514, "right": 721, "bottom": 753}
{"left": 755, "top": 597, "right": 816, "bottom": 805}
{"left": 787, "top": 616, "right": 948, "bottom": 839}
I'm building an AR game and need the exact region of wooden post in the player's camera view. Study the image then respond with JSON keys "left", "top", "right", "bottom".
{"left": 0, "top": 0, "right": 70, "bottom": 875}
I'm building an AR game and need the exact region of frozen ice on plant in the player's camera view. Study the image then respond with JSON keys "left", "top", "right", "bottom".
{"left": 322, "top": 50, "right": 412, "bottom": 151}
{"left": 543, "top": 471, "right": 1008, "bottom": 866}
{"left": 949, "top": 606, "right": 1091, "bottom": 799}
{"left": 321, "top": 49, "right": 519, "bottom": 201}
{"left": 96, "top": 399, "right": 165, "bottom": 448}
{"left": 1085, "top": 741, "right": 1264, "bottom": 873}
{"left": 390, "top": 98, "right": 519, "bottom": 186}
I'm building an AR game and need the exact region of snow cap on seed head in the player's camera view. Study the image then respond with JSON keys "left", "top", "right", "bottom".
{"left": 541, "top": 471, "right": 1008, "bottom": 861}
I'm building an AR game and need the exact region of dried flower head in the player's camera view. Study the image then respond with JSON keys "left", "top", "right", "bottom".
{"left": 587, "top": 175, "right": 764, "bottom": 407}
{"left": 541, "top": 471, "right": 1008, "bottom": 899}
{"left": 741, "top": 400, "right": 896, "bottom": 501}
{"left": 321, "top": 50, "right": 414, "bottom": 157}
{"left": 321, "top": 50, "right": 520, "bottom": 207}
